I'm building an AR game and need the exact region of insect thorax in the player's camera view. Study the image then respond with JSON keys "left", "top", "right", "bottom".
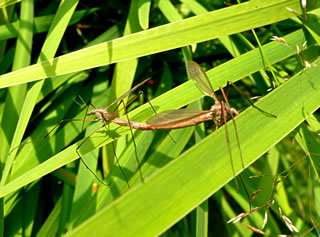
{"left": 102, "top": 111, "right": 118, "bottom": 122}
{"left": 87, "top": 108, "right": 118, "bottom": 124}
{"left": 211, "top": 102, "right": 230, "bottom": 126}
{"left": 210, "top": 102, "right": 239, "bottom": 126}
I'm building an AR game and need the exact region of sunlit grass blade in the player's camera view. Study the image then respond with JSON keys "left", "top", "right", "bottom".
{"left": 66, "top": 57, "right": 320, "bottom": 236}
{"left": 1, "top": 28, "right": 311, "bottom": 198}
{"left": 0, "top": 0, "right": 305, "bottom": 88}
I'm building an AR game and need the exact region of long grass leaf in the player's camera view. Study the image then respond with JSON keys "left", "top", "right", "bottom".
{"left": 66, "top": 58, "right": 320, "bottom": 236}
{"left": 0, "top": 0, "right": 305, "bottom": 88}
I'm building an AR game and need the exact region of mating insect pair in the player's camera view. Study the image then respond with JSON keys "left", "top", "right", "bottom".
{"left": 83, "top": 61, "right": 275, "bottom": 189}
{"left": 16, "top": 61, "right": 273, "bottom": 189}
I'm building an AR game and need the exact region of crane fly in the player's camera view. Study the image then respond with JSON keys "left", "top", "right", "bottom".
{"left": 112, "top": 61, "right": 242, "bottom": 188}
{"left": 79, "top": 78, "right": 153, "bottom": 186}
{"left": 39, "top": 78, "right": 151, "bottom": 187}
{"left": 113, "top": 62, "right": 239, "bottom": 129}
{"left": 187, "top": 60, "right": 243, "bottom": 190}
{"left": 112, "top": 61, "right": 275, "bottom": 190}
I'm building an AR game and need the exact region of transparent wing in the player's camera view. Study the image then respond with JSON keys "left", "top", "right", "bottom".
{"left": 105, "top": 78, "right": 150, "bottom": 110}
{"left": 147, "top": 108, "right": 211, "bottom": 125}
{"left": 187, "top": 61, "right": 218, "bottom": 102}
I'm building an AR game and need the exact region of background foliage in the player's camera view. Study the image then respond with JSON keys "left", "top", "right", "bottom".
{"left": 0, "top": 0, "right": 320, "bottom": 236}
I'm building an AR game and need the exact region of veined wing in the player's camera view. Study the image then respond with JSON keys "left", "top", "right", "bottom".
{"left": 187, "top": 61, "right": 218, "bottom": 102}
{"left": 105, "top": 78, "right": 150, "bottom": 110}
{"left": 147, "top": 108, "right": 212, "bottom": 126}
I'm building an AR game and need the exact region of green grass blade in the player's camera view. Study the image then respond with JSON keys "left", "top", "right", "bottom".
{"left": 0, "top": 9, "right": 96, "bottom": 41}
{"left": 37, "top": 198, "right": 62, "bottom": 236}
{"left": 157, "top": 0, "right": 183, "bottom": 22}
{"left": 181, "top": 0, "right": 208, "bottom": 15}
{"left": 138, "top": 0, "right": 151, "bottom": 30}
{"left": 38, "top": 24, "right": 120, "bottom": 103}
{"left": 196, "top": 201, "right": 208, "bottom": 237}
{"left": 0, "top": 0, "right": 21, "bottom": 8}
{"left": 1, "top": 0, "right": 79, "bottom": 186}
{"left": 110, "top": 0, "right": 141, "bottom": 106}
{"left": 66, "top": 58, "right": 320, "bottom": 236}
{"left": 0, "top": 0, "right": 34, "bottom": 185}
{"left": 0, "top": 28, "right": 309, "bottom": 197}
{"left": 0, "top": 0, "right": 305, "bottom": 88}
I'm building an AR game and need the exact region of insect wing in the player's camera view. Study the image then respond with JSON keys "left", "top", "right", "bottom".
{"left": 187, "top": 61, "right": 218, "bottom": 101}
{"left": 147, "top": 108, "right": 211, "bottom": 126}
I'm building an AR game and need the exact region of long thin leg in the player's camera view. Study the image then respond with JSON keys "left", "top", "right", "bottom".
{"left": 115, "top": 90, "right": 176, "bottom": 143}
{"left": 226, "top": 81, "right": 230, "bottom": 99}
{"left": 221, "top": 88, "right": 251, "bottom": 210}
{"left": 8, "top": 118, "right": 99, "bottom": 156}
{"left": 114, "top": 92, "right": 141, "bottom": 113}
{"left": 76, "top": 95, "right": 97, "bottom": 109}
{"left": 219, "top": 92, "right": 239, "bottom": 192}
{"left": 111, "top": 141, "right": 130, "bottom": 188}
{"left": 227, "top": 80, "right": 276, "bottom": 118}
{"left": 44, "top": 118, "right": 99, "bottom": 139}
{"left": 220, "top": 88, "right": 244, "bottom": 170}
{"left": 120, "top": 100, "right": 145, "bottom": 183}
{"left": 74, "top": 95, "right": 97, "bottom": 131}
{"left": 76, "top": 123, "right": 111, "bottom": 186}
{"left": 110, "top": 92, "right": 145, "bottom": 184}
{"left": 73, "top": 96, "right": 85, "bottom": 107}
{"left": 81, "top": 104, "right": 90, "bottom": 132}
{"left": 105, "top": 78, "right": 150, "bottom": 111}
{"left": 108, "top": 92, "right": 147, "bottom": 185}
